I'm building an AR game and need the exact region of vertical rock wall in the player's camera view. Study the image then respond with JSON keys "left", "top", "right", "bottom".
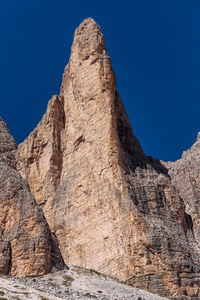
{"left": 0, "top": 118, "right": 64, "bottom": 276}
{"left": 16, "top": 18, "right": 200, "bottom": 298}
{"left": 165, "top": 134, "right": 200, "bottom": 248}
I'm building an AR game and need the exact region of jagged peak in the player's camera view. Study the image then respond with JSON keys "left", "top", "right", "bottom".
{"left": 60, "top": 18, "right": 114, "bottom": 98}
{"left": 0, "top": 117, "right": 17, "bottom": 154}
{"left": 70, "top": 17, "right": 107, "bottom": 65}
{"left": 75, "top": 18, "right": 100, "bottom": 36}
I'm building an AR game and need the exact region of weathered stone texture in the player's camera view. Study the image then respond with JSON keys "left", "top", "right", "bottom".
{"left": 16, "top": 95, "right": 64, "bottom": 210}
{"left": 165, "top": 133, "right": 200, "bottom": 248}
{"left": 0, "top": 118, "right": 64, "bottom": 276}
{"left": 16, "top": 18, "right": 200, "bottom": 298}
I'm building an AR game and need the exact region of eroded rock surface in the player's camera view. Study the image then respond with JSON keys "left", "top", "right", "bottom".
{"left": 16, "top": 18, "right": 200, "bottom": 298}
{"left": 165, "top": 133, "right": 200, "bottom": 248}
{"left": 17, "top": 95, "right": 65, "bottom": 210}
{"left": 0, "top": 118, "right": 64, "bottom": 276}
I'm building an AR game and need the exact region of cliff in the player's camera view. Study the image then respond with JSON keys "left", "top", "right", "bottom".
{"left": 1, "top": 18, "right": 200, "bottom": 298}
{"left": 164, "top": 133, "right": 200, "bottom": 250}
{"left": 0, "top": 117, "right": 64, "bottom": 276}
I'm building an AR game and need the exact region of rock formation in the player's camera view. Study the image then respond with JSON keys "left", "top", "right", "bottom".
{"left": 14, "top": 18, "right": 200, "bottom": 298}
{"left": 0, "top": 17, "right": 197, "bottom": 298}
{"left": 165, "top": 133, "right": 200, "bottom": 249}
{"left": 0, "top": 118, "right": 64, "bottom": 276}
{"left": 17, "top": 95, "right": 65, "bottom": 212}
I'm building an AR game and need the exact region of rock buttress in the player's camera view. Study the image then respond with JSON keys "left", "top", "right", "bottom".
{"left": 16, "top": 18, "right": 200, "bottom": 298}
{"left": 16, "top": 95, "right": 65, "bottom": 221}
{"left": 0, "top": 118, "right": 64, "bottom": 276}
{"left": 165, "top": 133, "right": 200, "bottom": 249}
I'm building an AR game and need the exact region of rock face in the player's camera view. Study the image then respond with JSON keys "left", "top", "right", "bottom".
{"left": 14, "top": 18, "right": 200, "bottom": 298}
{"left": 0, "top": 118, "right": 64, "bottom": 276}
{"left": 17, "top": 95, "right": 65, "bottom": 213}
{"left": 165, "top": 133, "right": 200, "bottom": 248}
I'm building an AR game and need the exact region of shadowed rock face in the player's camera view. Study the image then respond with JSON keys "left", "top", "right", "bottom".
{"left": 15, "top": 18, "right": 200, "bottom": 298}
{"left": 0, "top": 118, "right": 64, "bottom": 276}
{"left": 165, "top": 133, "right": 200, "bottom": 248}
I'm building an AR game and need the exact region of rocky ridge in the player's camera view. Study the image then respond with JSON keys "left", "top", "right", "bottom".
{"left": 0, "top": 18, "right": 200, "bottom": 299}
{"left": 0, "top": 118, "right": 64, "bottom": 277}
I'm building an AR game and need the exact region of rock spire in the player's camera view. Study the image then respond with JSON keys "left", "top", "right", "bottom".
{"left": 7, "top": 18, "right": 200, "bottom": 298}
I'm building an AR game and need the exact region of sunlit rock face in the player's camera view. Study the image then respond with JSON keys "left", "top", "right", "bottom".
{"left": 16, "top": 95, "right": 65, "bottom": 219}
{"left": 16, "top": 18, "right": 200, "bottom": 298}
{"left": 0, "top": 118, "right": 64, "bottom": 277}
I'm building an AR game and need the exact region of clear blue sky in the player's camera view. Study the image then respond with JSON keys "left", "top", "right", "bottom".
{"left": 1, "top": 0, "right": 200, "bottom": 161}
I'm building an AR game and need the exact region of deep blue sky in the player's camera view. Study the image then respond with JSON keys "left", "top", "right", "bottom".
{"left": 1, "top": 0, "right": 200, "bottom": 161}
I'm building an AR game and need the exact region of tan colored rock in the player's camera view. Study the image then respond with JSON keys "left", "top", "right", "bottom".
{"left": 16, "top": 18, "right": 200, "bottom": 298}
{"left": 0, "top": 117, "right": 64, "bottom": 276}
{"left": 17, "top": 95, "right": 64, "bottom": 211}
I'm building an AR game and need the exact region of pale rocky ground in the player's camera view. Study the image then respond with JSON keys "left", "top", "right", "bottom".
{"left": 0, "top": 267, "right": 168, "bottom": 300}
